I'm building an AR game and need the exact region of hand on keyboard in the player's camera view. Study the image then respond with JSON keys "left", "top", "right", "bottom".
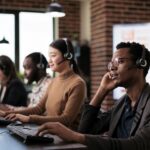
{"left": 7, "top": 124, "right": 54, "bottom": 143}
{"left": 5, "top": 114, "right": 30, "bottom": 123}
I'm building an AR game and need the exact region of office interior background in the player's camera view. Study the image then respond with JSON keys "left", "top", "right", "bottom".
{"left": 0, "top": 0, "right": 150, "bottom": 111}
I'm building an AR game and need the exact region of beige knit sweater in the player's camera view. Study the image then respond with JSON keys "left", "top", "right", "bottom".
{"left": 14, "top": 70, "right": 86, "bottom": 129}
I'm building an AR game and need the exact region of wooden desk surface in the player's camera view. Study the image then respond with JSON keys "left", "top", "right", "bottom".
{"left": 0, "top": 126, "right": 87, "bottom": 150}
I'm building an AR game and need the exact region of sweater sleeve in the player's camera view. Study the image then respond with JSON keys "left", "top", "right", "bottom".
{"left": 29, "top": 80, "right": 86, "bottom": 125}
{"left": 12, "top": 90, "right": 48, "bottom": 115}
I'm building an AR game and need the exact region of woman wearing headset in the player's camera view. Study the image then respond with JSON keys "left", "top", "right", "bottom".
{"left": 0, "top": 55, "right": 27, "bottom": 107}
{"left": 4, "top": 38, "right": 86, "bottom": 130}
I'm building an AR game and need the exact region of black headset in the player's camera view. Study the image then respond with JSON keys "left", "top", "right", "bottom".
{"left": 63, "top": 38, "right": 73, "bottom": 60}
{"left": 0, "top": 60, "right": 9, "bottom": 76}
{"left": 136, "top": 46, "right": 147, "bottom": 69}
{"left": 36, "top": 53, "right": 45, "bottom": 70}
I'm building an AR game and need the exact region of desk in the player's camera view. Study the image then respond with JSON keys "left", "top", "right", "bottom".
{"left": 0, "top": 127, "right": 87, "bottom": 150}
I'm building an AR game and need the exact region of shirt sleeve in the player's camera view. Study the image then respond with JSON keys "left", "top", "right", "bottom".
{"left": 84, "top": 124, "right": 150, "bottom": 150}
{"left": 78, "top": 104, "right": 111, "bottom": 134}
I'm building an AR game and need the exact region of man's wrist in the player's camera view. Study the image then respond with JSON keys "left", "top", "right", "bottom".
{"left": 98, "top": 86, "right": 109, "bottom": 95}
{"left": 90, "top": 86, "right": 109, "bottom": 107}
{"left": 72, "top": 132, "right": 85, "bottom": 143}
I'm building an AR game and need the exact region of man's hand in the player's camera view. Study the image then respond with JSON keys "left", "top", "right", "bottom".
{"left": 37, "top": 122, "right": 85, "bottom": 143}
{"left": 100, "top": 72, "right": 119, "bottom": 92}
{"left": 90, "top": 72, "right": 118, "bottom": 107}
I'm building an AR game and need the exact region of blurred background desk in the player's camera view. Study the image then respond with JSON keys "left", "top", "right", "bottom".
{"left": 0, "top": 127, "right": 87, "bottom": 150}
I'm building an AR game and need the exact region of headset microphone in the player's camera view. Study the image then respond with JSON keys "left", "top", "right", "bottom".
{"left": 57, "top": 59, "right": 66, "bottom": 65}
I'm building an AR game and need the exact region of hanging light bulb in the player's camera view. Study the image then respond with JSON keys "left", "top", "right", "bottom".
{"left": 0, "top": 37, "right": 9, "bottom": 44}
{"left": 47, "top": 0, "right": 66, "bottom": 17}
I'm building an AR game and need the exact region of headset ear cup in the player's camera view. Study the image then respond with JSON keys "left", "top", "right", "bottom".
{"left": 63, "top": 38, "right": 73, "bottom": 60}
{"left": 64, "top": 52, "right": 73, "bottom": 60}
{"left": 36, "top": 53, "right": 45, "bottom": 69}
{"left": 136, "top": 58, "right": 147, "bottom": 69}
{"left": 37, "top": 63, "right": 45, "bottom": 69}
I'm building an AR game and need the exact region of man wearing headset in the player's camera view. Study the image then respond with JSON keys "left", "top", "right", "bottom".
{"left": 22, "top": 52, "right": 51, "bottom": 107}
{"left": 37, "top": 42, "right": 150, "bottom": 150}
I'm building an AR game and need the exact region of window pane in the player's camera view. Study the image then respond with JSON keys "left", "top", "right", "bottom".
{"left": 19, "top": 12, "right": 53, "bottom": 72}
{"left": 0, "top": 14, "right": 15, "bottom": 62}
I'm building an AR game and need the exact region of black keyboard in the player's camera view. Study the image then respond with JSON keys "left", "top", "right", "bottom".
{"left": 0, "top": 117, "right": 14, "bottom": 125}
{"left": 7, "top": 124, "right": 54, "bottom": 143}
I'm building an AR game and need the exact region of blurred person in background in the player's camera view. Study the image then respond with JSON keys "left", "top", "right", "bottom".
{"left": 0, "top": 55, "right": 27, "bottom": 107}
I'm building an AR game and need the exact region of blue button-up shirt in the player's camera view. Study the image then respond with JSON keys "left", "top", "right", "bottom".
{"left": 113, "top": 96, "right": 138, "bottom": 138}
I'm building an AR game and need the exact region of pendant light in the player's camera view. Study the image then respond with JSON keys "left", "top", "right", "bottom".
{"left": 47, "top": 0, "right": 66, "bottom": 17}
{"left": 0, "top": 37, "right": 9, "bottom": 44}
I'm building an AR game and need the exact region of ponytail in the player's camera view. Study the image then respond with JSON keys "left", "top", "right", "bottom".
{"left": 71, "top": 59, "right": 81, "bottom": 75}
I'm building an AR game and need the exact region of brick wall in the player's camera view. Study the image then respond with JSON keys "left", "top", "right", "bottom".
{"left": 90, "top": 0, "right": 150, "bottom": 110}
{"left": 0, "top": 0, "right": 49, "bottom": 11}
{"left": 59, "top": 0, "right": 80, "bottom": 41}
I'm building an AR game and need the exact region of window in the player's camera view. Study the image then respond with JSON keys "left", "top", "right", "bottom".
{"left": 0, "top": 14, "right": 15, "bottom": 61}
{"left": 19, "top": 12, "right": 53, "bottom": 72}
{"left": 0, "top": 12, "right": 53, "bottom": 74}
